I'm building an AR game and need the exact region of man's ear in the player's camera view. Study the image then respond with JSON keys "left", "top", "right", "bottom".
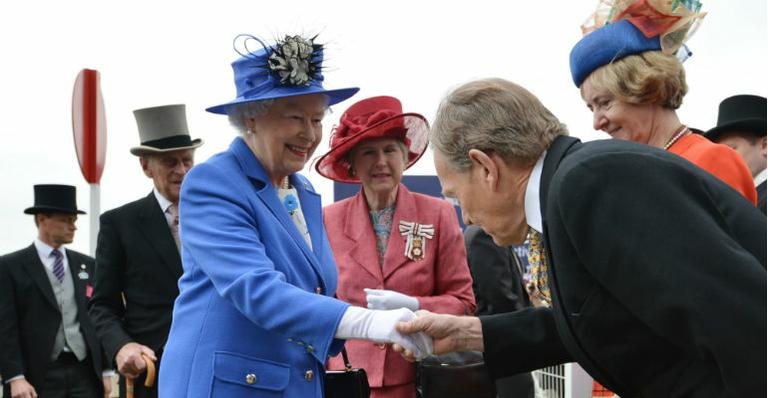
{"left": 140, "top": 156, "right": 152, "bottom": 178}
{"left": 760, "top": 136, "right": 767, "bottom": 159}
{"left": 468, "top": 149, "right": 499, "bottom": 191}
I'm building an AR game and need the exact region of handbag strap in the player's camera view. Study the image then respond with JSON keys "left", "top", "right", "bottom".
{"left": 341, "top": 347, "right": 353, "bottom": 371}
{"left": 336, "top": 295, "right": 356, "bottom": 372}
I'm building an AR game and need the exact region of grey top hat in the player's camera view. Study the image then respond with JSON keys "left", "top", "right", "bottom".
{"left": 24, "top": 184, "right": 86, "bottom": 215}
{"left": 130, "top": 104, "right": 204, "bottom": 156}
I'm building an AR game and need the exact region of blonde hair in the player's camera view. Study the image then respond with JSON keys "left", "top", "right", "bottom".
{"left": 430, "top": 78, "right": 567, "bottom": 171}
{"left": 584, "top": 51, "right": 687, "bottom": 109}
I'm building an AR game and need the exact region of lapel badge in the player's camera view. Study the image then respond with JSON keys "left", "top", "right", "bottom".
{"left": 398, "top": 221, "right": 434, "bottom": 261}
{"left": 78, "top": 264, "right": 89, "bottom": 280}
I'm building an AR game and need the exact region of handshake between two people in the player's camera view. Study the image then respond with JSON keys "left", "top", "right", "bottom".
{"left": 335, "top": 288, "right": 483, "bottom": 362}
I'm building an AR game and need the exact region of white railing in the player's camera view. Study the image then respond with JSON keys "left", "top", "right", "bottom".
{"left": 532, "top": 363, "right": 594, "bottom": 398}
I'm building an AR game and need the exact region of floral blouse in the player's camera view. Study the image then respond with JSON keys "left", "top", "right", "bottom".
{"left": 369, "top": 206, "right": 394, "bottom": 266}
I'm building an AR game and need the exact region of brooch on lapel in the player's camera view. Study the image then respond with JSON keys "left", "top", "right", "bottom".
{"left": 399, "top": 221, "right": 434, "bottom": 261}
{"left": 77, "top": 263, "right": 89, "bottom": 280}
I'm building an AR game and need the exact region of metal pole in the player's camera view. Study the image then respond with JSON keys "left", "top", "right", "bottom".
{"left": 90, "top": 183, "right": 100, "bottom": 256}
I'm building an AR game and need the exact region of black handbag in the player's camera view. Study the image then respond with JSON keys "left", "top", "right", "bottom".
{"left": 416, "top": 351, "right": 496, "bottom": 398}
{"left": 324, "top": 347, "right": 370, "bottom": 398}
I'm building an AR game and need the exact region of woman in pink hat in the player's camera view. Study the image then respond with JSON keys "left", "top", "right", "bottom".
{"left": 316, "top": 96, "right": 477, "bottom": 398}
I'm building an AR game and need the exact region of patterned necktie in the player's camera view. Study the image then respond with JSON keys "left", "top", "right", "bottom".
{"left": 527, "top": 227, "right": 551, "bottom": 304}
{"left": 51, "top": 249, "right": 65, "bottom": 283}
{"left": 168, "top": 203, "right": 180, "bottom": 250}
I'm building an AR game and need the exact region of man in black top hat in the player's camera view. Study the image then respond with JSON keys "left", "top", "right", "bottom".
{"left": 88, "top": 104, "right": 203, "bottom": 398}
{"left": 0, "top": 184, "right": 112, "bottom": 398}
{"left": 705, "top": 94, "right": 767, "bottom": 214}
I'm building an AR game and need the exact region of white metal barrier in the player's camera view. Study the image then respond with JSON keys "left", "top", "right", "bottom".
{"left": 532, "top": 363, "right": 593, "bottom": 398}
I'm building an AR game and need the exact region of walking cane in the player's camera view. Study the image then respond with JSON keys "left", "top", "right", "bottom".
{"left": 125, "top": 354, "right": 156, "bottom": 398}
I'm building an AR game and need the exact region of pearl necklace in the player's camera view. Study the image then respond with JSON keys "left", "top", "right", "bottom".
{"left": 663, "top": 125, "right": 690, "bottom": 150}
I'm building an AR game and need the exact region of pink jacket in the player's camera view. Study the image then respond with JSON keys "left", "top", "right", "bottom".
{"left": 324, "top": 184, "right": 476, "bottom": 388}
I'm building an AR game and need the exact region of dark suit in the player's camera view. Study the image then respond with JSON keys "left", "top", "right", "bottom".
{"left": 0, "top": 245, "right": 105, "bottom": 397}
{"left": 465, "top": 225, "right": 531, "bottom": 314}
{"left": 481, "top": 136, "right": 766, "bottom": 397}
{"left": 757, "top": 180, "right": 766, "bottom": 214}
{"left": 464, "top": 225, "right": 534, "bottom": 398}
{"left": 89, "top": 193, "right": 181, "bottom": 397}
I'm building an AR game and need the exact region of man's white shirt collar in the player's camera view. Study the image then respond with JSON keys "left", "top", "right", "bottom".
{"left": 754, "top": 168, "right": 767, "bottom": 187}
{"left": 34, "top": 238, "right": 65, "bottom": 272}
{"left": 524, "top": 151, "right": 546, "bottom": 234}
{"left": 153, "top": 189, "right": 173, "bottom": 213}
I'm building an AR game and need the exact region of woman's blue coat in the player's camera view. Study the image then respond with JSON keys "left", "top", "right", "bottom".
{"left": 160, "top": 137, "right": 349, "bottom": 397}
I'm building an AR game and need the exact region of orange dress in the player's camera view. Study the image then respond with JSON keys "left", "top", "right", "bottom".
{"left": 668, "top": 133, "right": 757, "bottom": 204}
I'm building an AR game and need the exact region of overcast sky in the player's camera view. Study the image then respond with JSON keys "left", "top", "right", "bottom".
{"left": 1, "top": 0, "right": 765, "bottom": 255}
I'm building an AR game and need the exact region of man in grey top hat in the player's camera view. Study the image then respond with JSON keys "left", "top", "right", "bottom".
{"left": 704, "top": 94, "right": 767, "bottom": 214}
{"left": 88, "top": 104, "right": 203, "bottom": 398}
{"left": 0, "top": 184, "right": 112, "bottom": 398}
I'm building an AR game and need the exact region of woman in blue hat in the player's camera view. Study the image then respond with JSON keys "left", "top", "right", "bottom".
{"left": 569, "top": 0, "right": 757, "bottom": 204}
{"left": 159, "top": 35, "right": 431, "bottom": 398}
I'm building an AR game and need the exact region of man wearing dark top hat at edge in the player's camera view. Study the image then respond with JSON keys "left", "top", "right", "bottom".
{"left": 704, "top": 95, "right": 767, "bottom": 214}
{"left": 88, "top": 104, "right": 203, "bottom": 397}
{"left": 0, "top": 184, "right": 113, "bottom": 398}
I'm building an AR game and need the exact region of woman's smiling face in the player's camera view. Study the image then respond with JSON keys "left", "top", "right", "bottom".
{"left": 246, "top": 94, "right": 328, "bottom": 185}
{"left": 581, "top": 78, "right": 658, "bottom": 144}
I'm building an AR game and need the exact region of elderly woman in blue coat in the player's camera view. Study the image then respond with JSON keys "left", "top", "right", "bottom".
{"left": 159, "top": 35, "right": 431, "bottom": 397}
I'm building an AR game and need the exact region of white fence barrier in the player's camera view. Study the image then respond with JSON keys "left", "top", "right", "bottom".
{"left": 532, "top": 363, "right": 593, "bottom": 398}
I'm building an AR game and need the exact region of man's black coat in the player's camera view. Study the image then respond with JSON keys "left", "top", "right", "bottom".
{"left": 482, "top": 137, "right": 766, "bottom": 397}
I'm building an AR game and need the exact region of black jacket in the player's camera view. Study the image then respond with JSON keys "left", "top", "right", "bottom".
{"left": 0, "top": 245, "right": 105, "bottom": 389}
{"left": 481, "top": 136, "right": 766, "bottom": 397}
{"left": 464, "top": 225, "right": 531, "bottom": 315}
{"left": 88, "top": 192, "right": 181, "bottom": 364}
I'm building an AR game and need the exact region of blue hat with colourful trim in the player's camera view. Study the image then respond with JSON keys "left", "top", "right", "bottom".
{"left": 569, "top": 0, "right": 705, "bottom": 88}
{"left": 569, "top": 20, "right": 660, "bottom": 88}
{"left": 207, "top": 34, "right": 359, "bottom": 114}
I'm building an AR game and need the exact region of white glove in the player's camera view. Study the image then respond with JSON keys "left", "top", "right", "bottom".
{"left": 365, "top": 288, "right": 419, "bottom": 311}
{"left": 335, "top": 306, "right": 433, "bottom": 359}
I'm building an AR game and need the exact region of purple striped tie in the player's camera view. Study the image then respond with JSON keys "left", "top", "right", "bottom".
{"left": 51, "top": 249, "right": 65, "bottom": 283}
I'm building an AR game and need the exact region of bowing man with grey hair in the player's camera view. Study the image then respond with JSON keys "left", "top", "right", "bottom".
{"left": 395, "top": 78, "right": 766, "bottom": 397}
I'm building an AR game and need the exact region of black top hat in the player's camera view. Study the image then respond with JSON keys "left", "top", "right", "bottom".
{"left": 130, "top": 104, "right": 204, "bottom": 156}
{"left": 705, "top": 95, "right": 767, "bottom": 141}
{"left": 24, "top": 184, "right": 86, "bottom": 215}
